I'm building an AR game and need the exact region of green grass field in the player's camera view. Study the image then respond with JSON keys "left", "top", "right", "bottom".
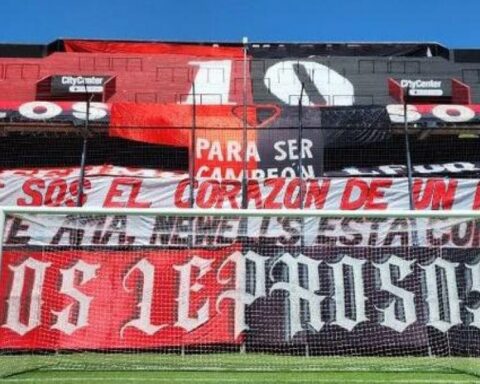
{"left": 0, "top": 353, "right": 479, "bottom": 383}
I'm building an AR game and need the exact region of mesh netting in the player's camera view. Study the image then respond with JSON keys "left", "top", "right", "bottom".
{"left": 0, "top": 211, "right": 479, "bottom": 377}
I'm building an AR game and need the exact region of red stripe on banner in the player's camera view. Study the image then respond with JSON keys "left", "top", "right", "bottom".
{"left": 0, "top": 247, "right": 239, "bottom": 349}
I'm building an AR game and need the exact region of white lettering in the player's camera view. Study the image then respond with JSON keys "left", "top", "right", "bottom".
{"left": 386, "top": 104, "right": 421, "bottom": 124}
{"left": 329, "top": 255, "right": 368, "bottom": 331}
{"left": 51, "top": 260, "right": 99, "bottom": 335}
{"left": 3, "top": 258, "right": 51, "bottom": 336}
{"left": 466, "top": 261, "right": 480, "bottom": 329}
{"left": 174, "top": 256, "right": 212, "bottom": 332}
{"left": 217, "top": 251, "right": 269, "bottom": 338}
{"left": 72, "top": 102, "right": 108, "bottom": 121}
{"left": 19, "top": 101, "right": 62, "bottom": 121}
{"left": 121, "top": 259, "right": 166, "bottom": 336}
{"left": 421, "top": 258, "right": 461, "bottom": 332}
{"left": 373, "top": 255, "right": 416, "bottom": 332}
{"left": 432, "top": 105, "right": 475, "bottom": 123}
{"left": 270, "top": 253, "right": 324, "bottom": 337}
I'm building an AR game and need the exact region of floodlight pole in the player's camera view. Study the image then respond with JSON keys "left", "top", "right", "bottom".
{"left": 77, "top": 93, "right": 94, "bottom": 207}
{"left": 241, "top": 37, "right": 248, "bottom": 209}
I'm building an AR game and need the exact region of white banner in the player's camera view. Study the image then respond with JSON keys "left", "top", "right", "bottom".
{"left": 2, "top": 166, "right": 480, "bottom": 249}
{"left": 2, "top": 165, "right": 480, "bottom": 210}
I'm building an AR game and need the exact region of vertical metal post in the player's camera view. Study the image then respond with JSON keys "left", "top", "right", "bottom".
{"left": 0, "top": 209, "right": 5, "bottom": 279}
{"left": 403, "top": 88, "right": 415, "bottom": 211}
{"left": 189, "top": 82, "right": 197, "bottom": 209}
{"left": 403, "top": 88, "right": 419, "bottom": 249}
{"left": 187, "top": 83, "right": 197, "bottom": 250}
{"left": 77, "top": 95, "right": 92, "bottom": 207}
{"left": 241, "top": 37, "right": 248, "bottom": 209}
{"left": 318, "top": 99, "right": 324, "bottom": 177}
{"left": 298, "top": 84, "right": 308, "bottom": 355}
{"left": 298, "top": 83, "right": 306, "bottom": 248}
{"left": 184, "top": 82, "right": 197, "bottom": 357}
{"left": 240, "top": 37, "right": 248, "bottom": 354}
{"left": 298, "top": 83, "right": 305, "bottom": 204}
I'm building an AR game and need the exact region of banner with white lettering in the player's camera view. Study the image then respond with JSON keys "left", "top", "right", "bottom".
{"left": 0, "top": 101, "right": 110, "bottom": 124}
{"left": 2, "top": 166, "right": 480, "bottom": 211}
{"left": 1, "top": 241, "right": 479, "bottom": 352}
{"left": 0, "top": 247, "right": 239, "bottom": 349}
{"left": 242, "top": 245, "right": 480, "bottom": 354}
{"left": 6, "top": 166, "right": 480, "bottom": 248}
{"left": 5, "top": 213, "right": 480, "bottom": 249}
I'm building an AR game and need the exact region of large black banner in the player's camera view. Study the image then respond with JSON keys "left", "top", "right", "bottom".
{"left": 241, "top": 245, "right": 480, "bottom": 355}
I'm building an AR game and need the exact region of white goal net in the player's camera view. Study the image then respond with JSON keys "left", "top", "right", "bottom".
{"left": 0, "top": 207, "right": 478, "bottom": 376}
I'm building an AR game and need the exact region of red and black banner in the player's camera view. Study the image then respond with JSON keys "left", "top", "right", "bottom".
{"left": 0, "top": 243, "right": 479, "bottom": 354}
{"left": 0, "top": 246, "right": 239, "bottom": 349}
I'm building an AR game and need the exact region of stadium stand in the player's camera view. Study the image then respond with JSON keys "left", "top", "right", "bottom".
{"left": 0, "top": 39, "right": 479, "bottom": 382}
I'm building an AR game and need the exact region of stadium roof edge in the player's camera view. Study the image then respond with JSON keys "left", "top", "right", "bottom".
{"left": 0, "top": 38, "right": 476, "bottom": 60}
{"left": 59, "top": 37, "right": 450, "bottom": 49}
{"left": 0, "top": 39, "right": 63, "bottom": 58}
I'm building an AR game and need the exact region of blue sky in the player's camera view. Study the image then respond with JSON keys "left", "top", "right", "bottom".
{"left": 1, "top": 0, "right": 478, "bottom": 47}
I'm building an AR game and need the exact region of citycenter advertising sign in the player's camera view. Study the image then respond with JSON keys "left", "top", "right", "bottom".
{"left": 50, "top": 75, "right": 112, "bottom": 95}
